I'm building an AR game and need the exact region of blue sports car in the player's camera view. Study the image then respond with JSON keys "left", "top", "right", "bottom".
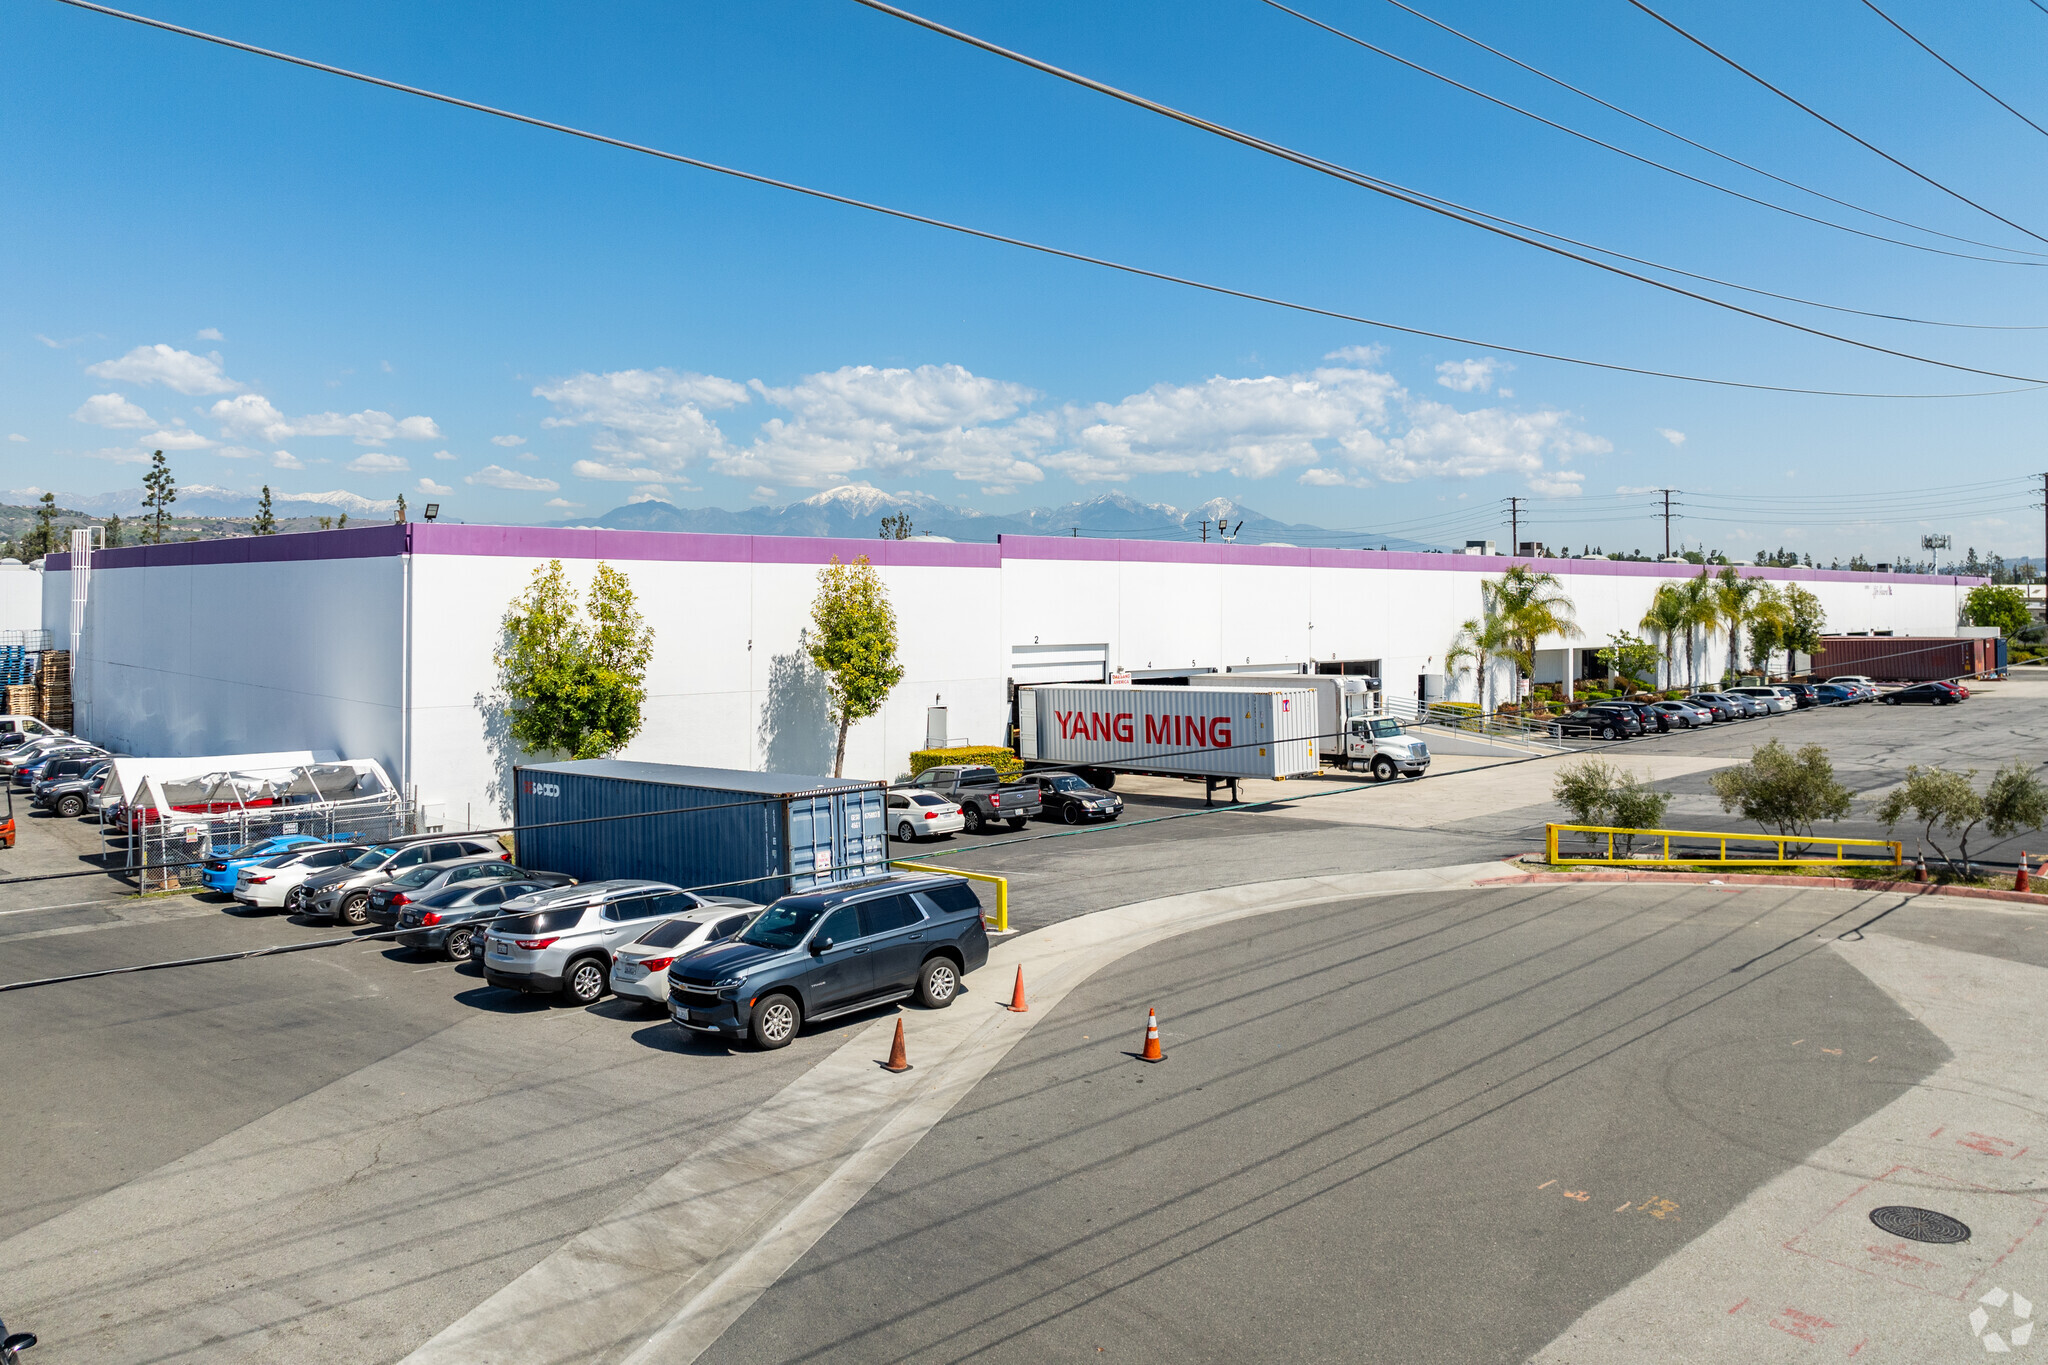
{"left": 201, "top": 834, "right": 334, "bottom": 894}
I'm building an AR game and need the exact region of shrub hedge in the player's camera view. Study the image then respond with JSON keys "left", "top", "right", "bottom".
{"left": 908, "top": 746, "right": 1024, "bottom": 778}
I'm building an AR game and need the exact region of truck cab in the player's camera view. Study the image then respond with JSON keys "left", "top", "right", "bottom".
{"left": 1346, "top": 714, "right": 1430, "bottom": 781}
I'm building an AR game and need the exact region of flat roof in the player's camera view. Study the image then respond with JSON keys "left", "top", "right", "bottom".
{"left": 516, "top": 759, "right": 880, "bottom": 796}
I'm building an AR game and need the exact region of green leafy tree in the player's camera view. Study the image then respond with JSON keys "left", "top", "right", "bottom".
{"left": 1710, "top": 739, "right": 1853, "bottom": 850}
{"left": 1746, "top": 583, "right": 1790, "bottom": 675}
{"left": 1780, "top": 584, "right": 1826, "bottom": 661}
{"left": 1962, "top": 584, "right": 2030, "bottom": 636}
{"left": 1594, "top": 631, "right": 1659, "bottom": 689}
{"left": 102, "top": 514, "right": 123, "bottom": 548}
{"left": 316, "top": 516, "right": 333, "bottom": 531}
{"left": 1639, "top": 584, "right": 1687, "bottom": 688}
{"left": 808, "top": 555, "right": 905, "bottom": 777}
{"left": 1552, "top": 757, "right": 1671, "bottom": 855}
{"left": 395, "top": 494, "right": 408, "bottom": 524}
{"left": 1444, "top": 611, "right": 1510, "bottom": 714}
{"left": 496, "top": 559, "right": 656, "bottom": 760}
{"left": 1487, "top": 563, "right": 1581, "bottom": 695}
{"left": 141, "top": 449, "right": 176, "bottom": 543}
{"left": 252, "top": 486, "right": 276, "bottom": 535}
{"left": 337, "top": 512, "right": 349, "bottom": 530}
{"left": 878, "top": 511, "right": 914, "bottom": 539}
{"left": 23, "top": 492, "right": 59, "bottom": 559}
{"left": 1876, "top": 762, "right": 2047, "bottom": 878}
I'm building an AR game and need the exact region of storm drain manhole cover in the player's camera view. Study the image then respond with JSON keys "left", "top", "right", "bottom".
{"left": 1869, "top": 1205, "right": 1972, "bottom": 1244}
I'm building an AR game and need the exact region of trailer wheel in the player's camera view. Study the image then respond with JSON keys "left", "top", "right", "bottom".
{"left": 1371, "top": 756, "right": 1396, "bottom": 782}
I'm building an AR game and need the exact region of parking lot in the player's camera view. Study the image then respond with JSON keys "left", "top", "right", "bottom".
{"left": 1, "top": 677, "right": 2044, "bottom": 1361}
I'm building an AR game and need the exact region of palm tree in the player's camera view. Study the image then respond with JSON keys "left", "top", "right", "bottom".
{"left": 1445, "top": 612, "right": 1511, "bottom": 715}
{"left": 1712, "top": 567, "right": 1766, "bottom": 683}
{"left": 1485, "top": 563, "right": 1582, "bottom": 699}
{"left": 1672, "top": 570, "right": 1718, "bottom": 687}
{"left": 1639, "top": 585, "right": 1686, "bottom": 689}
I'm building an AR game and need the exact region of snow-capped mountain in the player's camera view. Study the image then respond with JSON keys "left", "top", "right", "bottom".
{"left": 1, "top": 486, "right": 394, "bottom": 518}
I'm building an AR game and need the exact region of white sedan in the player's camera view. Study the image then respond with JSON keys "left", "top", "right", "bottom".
{"left": 888, "top": 790, "right": 965, "bottom": 842}
{"left": 233, "top": 843, "right": 360, "bottom": 912}
{"left": 609, "top": 905, "right": 760, "bottom": 1005}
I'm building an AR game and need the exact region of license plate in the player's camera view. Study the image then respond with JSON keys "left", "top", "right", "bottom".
{"left": 488, "top": 945, "right": 511, "bottom": 957}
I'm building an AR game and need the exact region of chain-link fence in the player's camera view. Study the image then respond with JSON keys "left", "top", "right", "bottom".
{"left": 117, "top": 792, "right": 419, "bottom": 891}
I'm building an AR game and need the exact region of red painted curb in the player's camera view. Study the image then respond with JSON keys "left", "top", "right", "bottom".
{"left": 1477, "top": 867, "right": 2048, "bottom": 908}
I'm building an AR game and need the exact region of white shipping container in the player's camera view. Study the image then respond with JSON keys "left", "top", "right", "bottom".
{"left": 1018, "top": 684, "right": 1319, "bottom": 779}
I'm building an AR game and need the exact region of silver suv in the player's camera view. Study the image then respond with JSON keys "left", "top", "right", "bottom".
{"left": 299, "top": 836, "right": 507, "bottom": 925}
{"left": 481, "top": 880, "right": 710, "bottom": 1005}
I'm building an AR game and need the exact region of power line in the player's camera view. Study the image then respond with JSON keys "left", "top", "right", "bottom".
{"left": 1857, "top": 0, "right": 2048, "bottom": 143}
{"left": 1261, "top": 0, "right": 2048, "bottom": 296}
{"left": 44, "top": 0, "right": 2042, "bottom": 400}
{"left": 1375, "top": 0, "right": 2048, "bottom": 260}
{"left": 850, "top": 0, "right": 2048, "bottom": 384}
{"left": 1623, "top": 0, "right": 2048, "bottom": 247}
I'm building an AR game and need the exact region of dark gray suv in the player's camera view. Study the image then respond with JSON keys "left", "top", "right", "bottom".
{"left": 667, "top": 874, "right": 991, "bottom": 1050}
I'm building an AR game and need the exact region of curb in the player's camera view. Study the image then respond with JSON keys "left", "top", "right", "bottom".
{"left": 1478, "top": 866, "right": 2048, "bottom": 908}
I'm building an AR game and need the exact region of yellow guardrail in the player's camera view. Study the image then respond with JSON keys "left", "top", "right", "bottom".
{"left": 890, "top": 860, "right": 1010, "bottom": 932}
{"left": 1546, "top": 823, "right": 1902, "bottom": 867}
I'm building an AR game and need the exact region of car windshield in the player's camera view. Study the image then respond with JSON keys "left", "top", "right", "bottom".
{"left": 348, "top": 845, "right": 398, "bottom": 869}
{"left": 634, "top": 918, "right": 700, "bottom": 949}
{"left": 739, "top": 901, "right": 829, "bottom": 949}
{"left": 1370, "top": 719, "right": 1406, "bottom": 738}
{"left": 1048, "top": 776, "right": 1089, "bottom": 792}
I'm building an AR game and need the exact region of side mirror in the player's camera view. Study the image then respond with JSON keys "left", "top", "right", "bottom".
{"left": 812, "top": 937, "right": 834, "bottom": 955}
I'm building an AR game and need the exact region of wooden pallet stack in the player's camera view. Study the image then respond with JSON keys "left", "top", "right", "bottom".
{"left": 37, "top": 650, "right": 70, "bottom": 730}
{"left": 4, "top": 683, "right": 35, "bottom": 718}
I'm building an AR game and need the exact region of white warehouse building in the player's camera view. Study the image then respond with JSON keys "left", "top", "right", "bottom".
{"left": 41, "top": 524, "right": 1976, "bottom": 828}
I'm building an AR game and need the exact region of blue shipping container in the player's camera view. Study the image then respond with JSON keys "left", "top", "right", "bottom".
{"left": 512, "top": 761, "right": 889, "bottom": 904}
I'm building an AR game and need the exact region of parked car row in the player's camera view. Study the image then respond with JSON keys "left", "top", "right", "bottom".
{"left": 1549, "top": 672, "right": 1962, "bottom": 741}
{"left": 211, "top": 827, "right": 995, "bottom": 1050}
{"left": 890, "top": 765, "right": 1122, "bottom": 842}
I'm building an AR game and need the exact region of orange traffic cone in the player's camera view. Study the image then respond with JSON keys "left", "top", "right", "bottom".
{"left": 1007, "top": 966, "right": 1029, "bottom": 1013}
{"left": 2020, "top": 854, "right": 2033, "bottom": 895}
{"left": 1138, "top": 1008, "right": 1165, "bottom": 1063}
{"left": 882, "top": 1017, "right": 912, "bottom": 1073}
{"left": 1916, "top": 855, "right": 1929, "bottom": 883}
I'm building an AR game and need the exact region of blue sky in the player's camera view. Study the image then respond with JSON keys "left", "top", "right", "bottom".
{"left": 6, "top": 0, "right": 2048, "bottom": 559}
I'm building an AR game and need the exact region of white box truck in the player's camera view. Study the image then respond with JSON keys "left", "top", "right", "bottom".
{"left": 1016, "top": 684, "right": 1319, "bottom": 801}
{"left": 1201, "top": 673, "right": 1430, "bottom": 780}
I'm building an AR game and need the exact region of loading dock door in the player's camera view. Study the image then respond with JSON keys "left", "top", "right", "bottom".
{"left": 1009, "top": 643, "right": 1109, "bottom": 685}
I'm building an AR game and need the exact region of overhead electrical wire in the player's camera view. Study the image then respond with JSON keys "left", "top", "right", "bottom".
{"left": 1622, "top": 0, "right": 2048, "bottom": 247}
{"left": 1375, "top": 0, "right": 2048, "bottom": 260}
{"left": 1856, "top": 0, "right": 2048, "bottom": 142}
{"left": 43, "top": 0, "right": 2043, "bottom": 399}
{"left": 1259, "top": 0, "right": 2048, "bottom": 295}
{"left": 848, "top": 0, "right": 2048, "bottom": 384}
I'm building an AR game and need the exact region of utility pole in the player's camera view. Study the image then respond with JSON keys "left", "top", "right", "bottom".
{"left": 1506, "top": 497, "right": 1523, "bottom": 556}
{"left": 1657, "top": 489, "right": 1676, "bottom": 558}
{"left": 2038, "top": 472, "right": 2047, "bottom": 577}
{"left": 1199, "top": 519, "right": 1210, "bottom": 543}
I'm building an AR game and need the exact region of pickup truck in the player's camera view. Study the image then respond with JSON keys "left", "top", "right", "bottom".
{"left": 908, "top": 765, "right": 1043, "bottom": 833}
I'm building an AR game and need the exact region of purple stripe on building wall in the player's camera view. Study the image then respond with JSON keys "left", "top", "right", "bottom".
{"left": 41, "top": 521, "right": 1983, "bottom": 587}
{"left": 992, "top": 534, "right": 1983, "bottom": 587}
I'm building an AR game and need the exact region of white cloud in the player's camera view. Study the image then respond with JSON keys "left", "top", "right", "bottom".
{"left": 1656, "top": 428, "right": 1686, "bottom": 447}
{"left": 628, "top": 485, "right": 669, "bottom": 503}
{"left": 1297, "top": 467, "right": 1355, "bottom": 487}
{"left": 195, "top": 327, "right": 224, "bottom": 341}
{"left": 345, "top": 451, "right": 410, "bottom": 474}
{"left": 465, "top": 464, "right": 561, "bottom": 492}
{"left": 516, "top": 450, "right": 539, "bottom": 462}
{"left": 214, "top": 446, "right": 261, "bottom": 460}
{"left": 415, "top": 477, "right": 452, "bottom": 495}
{"left": 572, "top": 459, "right": 673, "bottom": 483}
{"left": 1528, "top": 470, "right": 1586, "bottom": 497}
{"left": 544, "top": 497, "right": 583, "bottom": 508}
{"left": 535, "top": 368, "right": 747, "bottom": 481}
{"left": 750, "top": 486, "right": 777, "bottom": 503}
{"left": 72, "top": 393, "right": 153, "bottom": 429}
{"left": 87, "top": 343, "right": 242, "bottom": 395}
{"left": 77, "top": 446, "right": 154, "bottom": 465}
{"left": 146, "top": 428, "right": 215, "bottom": 451}
{"left": 1615, "top": 483, "right": 1659, "bottom": 495}
{"left": 211, "top": 396, "right": 441, "bottom": 445}
{"left": 1434, "top": 357, "right": 1509, "bottom": 393}
{"left": 271, "top": 449, "right": 305, "bottom": 470}
{"left": 5, "top": 434, "right": 24, "bottom": 443}
{"left": 432, "top": 449, "right": 459, "bottom": 461}
{"left": 490, "top": 434, "right": 527, "bottom": 447}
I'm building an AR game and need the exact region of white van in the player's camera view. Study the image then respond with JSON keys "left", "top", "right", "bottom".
{"left": 0, "top": 716, "right": 65, "bottom": 741}
{"left": 1724, "top": 685, "right": 1796, "bottom": 714}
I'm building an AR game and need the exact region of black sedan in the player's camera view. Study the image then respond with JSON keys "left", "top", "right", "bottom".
{"left": 395, "top": 878, "right": 562, "bottom": 959}
{"left": 1552, "top": 708, "right": 1643, "bottom": 740}
{"left": 1033, "top": 771, "right": 1124, "bottom": 824}
{"left": 1882, "top": 681, "right": 1963, "bottom": 705}
{"left": 1784, "top": 684, "right": 1821, "bottom": 709}
{"left": 1590, "top": 700, "right": 1669, "bottom": 733}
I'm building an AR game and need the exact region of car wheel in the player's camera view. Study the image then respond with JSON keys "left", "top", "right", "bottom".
{"left": 1007, "top": 817, "right": 1026, "bottom": 829}
{"left": 917, "top": 955, "right": 960, "bottom": 1009}
{"left": 1601, "top": 725, "right": 1617, "bottom": 740}
{"left": 338, "top": 892, "right": 370, "bottom": 926}
{"left": 444, "top": 927, "right": 473, "bottom": 961}
{"left": 562, "top": 956, "right": 608, "bottom": 1005}
{"left": 749, "top": 993, "right": 802, "bottom": 1049}
{"left": 963, "top": 806, "right": 983, "bottom": 834}
{"left": 284, "top": 886, "right": 304, "bottom": 914}
{"left": 897, "top": 820, "right": 916, "bottom": 842}
{"left": 1371, "top": 756, "right": 1396, "bottom": 782}
{"left": 1063, "top": 804, "right": 1082, "bottom": 825}
{"left": 56, "top": 794, "right": 83, "bottom": 818}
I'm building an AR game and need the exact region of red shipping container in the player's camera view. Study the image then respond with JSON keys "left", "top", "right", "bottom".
{"left": 1810, "top": 636, "right": 1990, "bottom": 683}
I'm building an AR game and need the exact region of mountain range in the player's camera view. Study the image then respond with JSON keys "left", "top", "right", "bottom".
{"left": 557, "top": 486, "right": 1433, "bottom": 549}
{"left": 0, "top": 485, "right": 395, "bottom": 519}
